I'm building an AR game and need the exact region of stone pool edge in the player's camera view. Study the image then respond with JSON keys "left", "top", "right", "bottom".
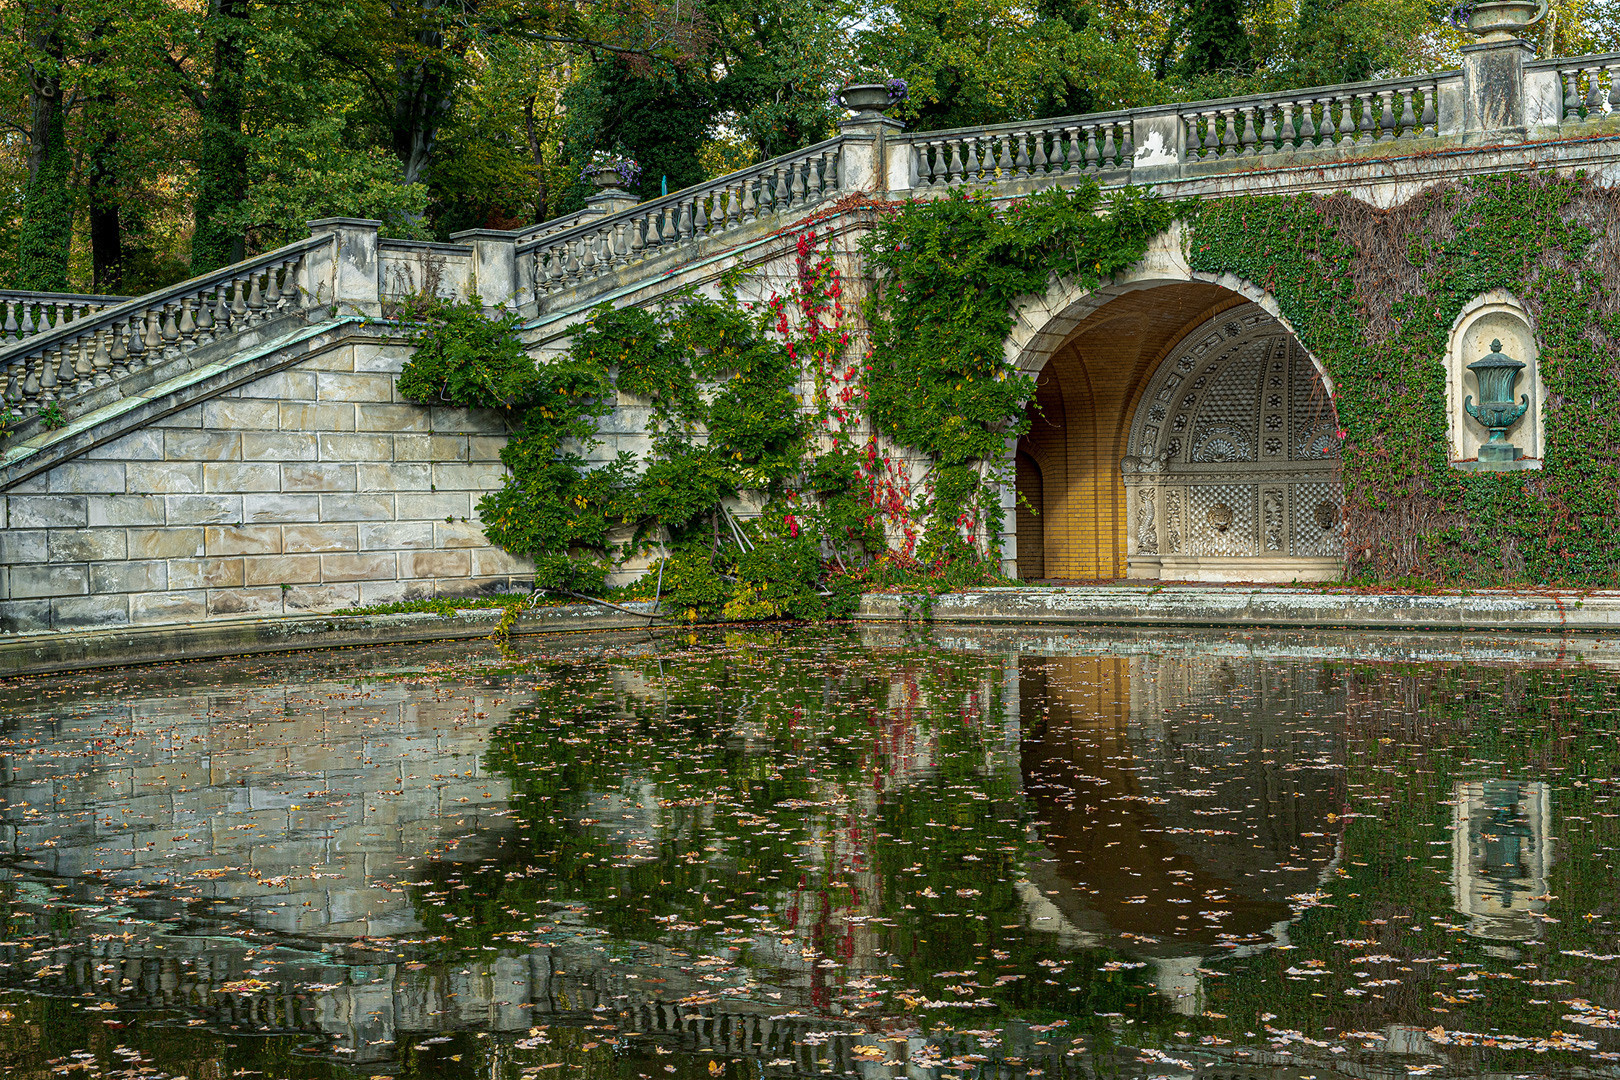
{"left": 0, "top": 601, "right": 658, "bottom": 677}
{"left": 4, "top": 585, "right": 1618, "bottom": 677}
{"left": 858, "top": 585, "right": 1620, "bottom": 633}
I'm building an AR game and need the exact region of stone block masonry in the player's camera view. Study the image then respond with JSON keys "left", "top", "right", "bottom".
{"left": 0, "top": 333, "right": 532, "bottom": 633}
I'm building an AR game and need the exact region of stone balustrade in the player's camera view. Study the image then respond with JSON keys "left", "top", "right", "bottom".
{"left": 3, "top": 47, "right": 1617, "bottom": 424}
{"left": 1, "top": 289, "right": 129, "bottom": 345}
{"left": 1544, "top": 51, "right": 1620, "bottom": 122}
{"left": 908, "top": 112, "right": 1135, "bottom": 187}
{"left": 0, "top": 239, "right": 318, "bottom": 416}
{"left": 520, "top": 136, "right": 846, "bottom": 302}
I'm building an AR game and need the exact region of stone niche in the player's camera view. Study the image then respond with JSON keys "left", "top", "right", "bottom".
{"left": 1121, "top": 303, "right": 1344, "bottom": 583}
{"left": 1446, "top": 291, "right": 1543, "bottom": 469}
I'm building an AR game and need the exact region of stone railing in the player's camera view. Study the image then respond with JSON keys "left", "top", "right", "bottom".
{"left": 0, "top": 237, "right": 320, "bottom": 415}
{"left": 1539, "top": 51, "right": 1620, "bottom": 122}
{"left": 900, "top": 72, "right": 1448, "bottom": 187}
{"left": 2, "top": 289, "right": 130, "bottom": 343}
{"left": 518, "top": 136, "right": 846, "bottom": 302}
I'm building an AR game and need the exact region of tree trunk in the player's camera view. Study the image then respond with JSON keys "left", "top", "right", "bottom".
{"left": 524, "top": 93, "right": 549, "bottom": 224}
{"left": 17, "top": 1, "right": 72, "bottom": 292}
{"left": 88, "top": 123, "right": 123, "bottom": 293}
{"left": 191, "top": 0, "right": 249, "bottom": 272}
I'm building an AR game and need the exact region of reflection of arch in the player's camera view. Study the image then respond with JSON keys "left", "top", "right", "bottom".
{"left": 1002, "top": 229, "right": 1343, "bottom": 580}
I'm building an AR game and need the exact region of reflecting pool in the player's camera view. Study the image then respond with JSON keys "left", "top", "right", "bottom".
{"left": 2, "top": 625, "right": 1619, "bottom": 1080}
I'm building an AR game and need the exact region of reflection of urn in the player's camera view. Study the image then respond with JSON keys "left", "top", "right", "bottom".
{"left": 1452, "top": 779, "right": 1552, "bottom": 941}
{"left": 1464, "top": 339, "right": 1529, "bottom": 462}
{"left": 1463, "top": 0, "right": 1549, "bottom": 42}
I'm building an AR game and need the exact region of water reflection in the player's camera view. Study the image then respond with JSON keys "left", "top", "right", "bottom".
{"left": 1451, "top": 779, "right": 1553, "bottom": 942}
{"left": 0, "top": 628, "right": 1615, "bottom": 1080}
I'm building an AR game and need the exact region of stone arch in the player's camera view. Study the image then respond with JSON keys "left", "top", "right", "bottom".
{"left": 1004, "top": 225, "right": 1341, "bottom": 581}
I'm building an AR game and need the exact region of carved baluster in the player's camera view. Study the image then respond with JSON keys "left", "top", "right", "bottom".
{"left": 1357, "top": 91, "right": 1377, "bottom": 143}
{"left": 1057, "top": 126, "right": 1076, "bottom": 173}
{"left": 1587, "top": 66, "right": 1606, "bottom": 116}
{"left": 3, "top": 361, "right": 19, "bottom": 406}
{"left": 23, "top": 354, "right": 43, "bottom": 407}
{"left": 1419, "top": 84, "right": 1437, "bottom": 135}
{"left": 1278, "top": 102, "right": 1296, "bottom": 149}
{"left": 38, "top": 350, "right": 57, "bottom": 404}
{"left": 1204, "top": 110, "right": 1223, "bottom": 156}
{"left": 1100, "top": 123, "right": 1118, "bottom": 167}
{"left": 1, "top": 300, "right": 14, "bottom": 340}
{"left": 264, "top": 266, "right": 283, "bottom": 309}
{"left": 1121, "top": 121, "right": 1133, "bottom": 162}
{"left": 196, "top": 291, "right": 216, "bottom": 343}
{"left": 939, "top": 140, "right": 958, "bottom": 183}
{"left": 1240, "top": 104, "right": 1258, "bottom": 155}
{"left": 1397, "top": 88, "right": 1417, "bottom": 139}
{"left": 62, "top": 344, "right": 83, "bottom": 393}
{"left": 693, "top": 193, "right": 709, "bottom": 234}
{"left": 822, "top": 148, "right": 838, "bottom": 195}
{"left": 1261, "top": 103, "right": 1278, "bottom": 151}
{"left": 178, "top": 298, "right": 198, "bottom": 347}
{"left": 1564, "top": 70, "right": 1582, "bottom": 120}
{"left": 1183, "top": 115, "right": 1201, "bottom": 160}
{"left": 108, "top": 321, "right": 130, "bottom": 375}
{"left": 1374, "top": 89, "right": 1393, "bottom": 140}
{"left": 160, "top": 304, "right": 180, "bottom": 352}
{"left": 1075, "top": 125, "right": 1094, "bottom": 171}
{"left": 1317, "top": 97, "right": 1336, "bottom": 144}
{"left": 19, "top": 302, "right": 36, "bottom": 337}
{"left": 92, "top": 331, "right": 112, "bottom": 383}
{"left": 1217, "top": 109, "right": 1236, "bottom": 157}
{"left": 1033, "top": 130, "right": 1050, "bottom": 174}
{"left": 790, "top": 160, "right": 808, "bottom": 204}
{"left": 1008, "top": 131, "right": 1026, "bottom": 177}
{"left": 955, "top": 138, "right": 974, "bottom": 182}
{"left": 246, "top": 272, "right": 265, "bottom": 320}
{"left": 1337, "top": 97, "right": 1356, "bottom": 144}
{"left": 143, "top": 308, "right": 164, "bottom": 357}
{"left": 229, "top": 279, "right": 249, "bottom": 329}
{"left": 1609, "top": 63, "right": 1620, "bottom": 113}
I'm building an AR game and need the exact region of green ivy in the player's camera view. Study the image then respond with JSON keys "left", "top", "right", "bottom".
{"left": 1188, "top": 173, "right": 1620, "bottom": 585}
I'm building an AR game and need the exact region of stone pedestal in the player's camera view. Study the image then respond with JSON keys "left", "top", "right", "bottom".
{"left": 584, "top": 189, "right": 639, "bottom": 216}
{"left": 1462, "top": 38, "right": 1536, "bottom": 141}
{"left": 305, "top": 218, "right": 383, "bottom": 318}
{"left": 839, "top": 114, "right": 906, "bottom": 194}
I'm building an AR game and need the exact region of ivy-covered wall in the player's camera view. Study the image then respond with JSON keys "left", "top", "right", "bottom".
{"left": 398, "top": 170, "right": 1620, "bottom": 617}
{"left": 1189, "top": 172, "right": 1620, "bottom": 585}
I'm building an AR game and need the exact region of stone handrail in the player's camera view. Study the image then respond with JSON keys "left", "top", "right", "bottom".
{"left": 898, "top": 71, "right": 1451, "bottom": 187}
{"left": 1534, "top": 51, "right": 1620, "bottom": 121}
{"left": 0, "top": 236, "right": 322, "bottom": 415}
{"left": 518, "top": 135, "right": 846, "bottom": 301}
{"left": 2, "top": 289, "right": 131, "bottom": 344}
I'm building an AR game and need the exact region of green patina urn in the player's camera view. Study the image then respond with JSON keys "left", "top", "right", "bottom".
{"left": 1464, "top": 338, "right": 1529, "bottom": 461}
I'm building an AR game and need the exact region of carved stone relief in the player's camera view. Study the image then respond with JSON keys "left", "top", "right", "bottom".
{"left": 1123, "top": 303, "right": 1343, "bottom": 576}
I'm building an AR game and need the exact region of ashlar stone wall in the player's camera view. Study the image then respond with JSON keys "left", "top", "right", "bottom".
{"left": 1, "top": 336, "right": 531, "bottom": 632}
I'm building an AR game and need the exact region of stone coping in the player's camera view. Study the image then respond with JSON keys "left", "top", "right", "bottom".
{"left": 859, "top": 584, "right": 1620, "bottom": 632}
{"left": 3, "top": 586, "right": 1618, "bottom": 677}
{"left": 0, "top": 601, "right": 660, "bottom": 677}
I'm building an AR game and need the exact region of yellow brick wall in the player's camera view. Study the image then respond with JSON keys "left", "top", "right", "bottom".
{"left": 1017, "top": 285, "right": 1244, "bottom": 580}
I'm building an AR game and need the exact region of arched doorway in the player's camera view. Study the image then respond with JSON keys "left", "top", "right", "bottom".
{"left": 1012, "top": 283, "right": 1342, "bottom": 582}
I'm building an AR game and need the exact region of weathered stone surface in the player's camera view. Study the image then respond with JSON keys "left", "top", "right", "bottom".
{"left": 241, "top": 433, "right": 319, "bottom": 462}
{"left": 127, "top": 463, "right": 205, "bottom": 494}
{"left": 243, "top": 554, "right": 323, "bottom": 586}
{"left": 12, "top": 563, "right": 90, "bottom": 598}
{"left": 48, "top": 462, "right": 125, "bottom": 494}
{"left": 282, "top": 524, "right": 359, "bottom": 553}
{"left": 128, "top": 528, "right": 205, "bottom": 560}
{"left": 88, "top": 495, "right": 166, "bottom": 527}
{"left": 243, "top": 494, "right": 321, "bottom": 523}
{"left": 321, "top": 553, "right": 397, "bottom": 582}
{"left": 317, "top": 372, "right": 394, "bottom": 402}
{"left": 168, "top": 558, "right": 245, "bottom": 589}
{"left": 10, "top": 496, "right": 89, "bottom": 529}
{"left": 48, "top": 529, "right": 128, "bottom": 563}
{"left": 205, "top": 526, "right": 283, "bottom": 557}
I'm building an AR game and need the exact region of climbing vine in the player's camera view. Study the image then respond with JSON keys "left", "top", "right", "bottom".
{"left": 398, "top": 171, "right": 1617, "bottom": 614}
{"left": 1187, "top": 172, "right": 1620, "bottom": 584}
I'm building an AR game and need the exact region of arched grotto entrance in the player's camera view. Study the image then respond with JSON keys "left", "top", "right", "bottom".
{"left": 1013, "top": 282, "right": 1343, "bottom": 582}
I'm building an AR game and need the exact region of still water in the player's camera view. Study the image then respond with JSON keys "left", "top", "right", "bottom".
{"left": 1, "top": 625, "right": 1618, "bottom": 1080}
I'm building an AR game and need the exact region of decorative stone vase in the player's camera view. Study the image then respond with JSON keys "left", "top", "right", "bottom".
{"left": 1465, "top": 0, "right": 1548, "bottom": 42}
{"left": 591, "top": 169, "right": 626, "bottom": 190}
{"left": 839, "top": 84, "right": 895, "bottom": 114}
{"left": 1464, "top": 339, "right": 1530, "bottom": 461}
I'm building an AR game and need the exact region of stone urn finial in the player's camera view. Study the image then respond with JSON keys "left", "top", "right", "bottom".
{"left": 1458, "top": 0, "right": 1548, "bottom": 43}
{"left": 838, "top": 78, "right": 908, "bottom": 118}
